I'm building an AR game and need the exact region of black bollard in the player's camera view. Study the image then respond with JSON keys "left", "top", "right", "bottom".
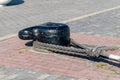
{"left": 18, "top": 22, "right": 70, "bottom": 46}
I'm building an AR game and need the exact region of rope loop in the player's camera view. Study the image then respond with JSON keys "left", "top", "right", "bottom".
{"left": 88, "top": 47, "right": 104, "bottom": 57}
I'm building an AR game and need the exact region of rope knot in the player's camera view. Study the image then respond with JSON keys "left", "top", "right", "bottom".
{"left": 88, "top": 47, "right": 104, "bottom": 57}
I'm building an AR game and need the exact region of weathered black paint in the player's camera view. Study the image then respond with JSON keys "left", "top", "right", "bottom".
{"left": 18, "top": 22, "right": 70, "bottom": 46}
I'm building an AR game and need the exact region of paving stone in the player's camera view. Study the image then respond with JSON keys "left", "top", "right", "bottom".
{"left": 0, "top": 0, "right": 120, "bottom": 37}
{"left": 55, "top": 76, "right": 77, "bottom": 80}
{"left": 68, "top": 9, "right": 120, "bottom": 37}
{"left": 0, "top": 34, "right": 120, "bottom": 80}
{"left": 3, "top": 74, "right": 19, "bottom": 80}
{"left": 0, "top": 66, "right": 23, "bottom": 75}
{"left": 36, "top": 74, "right": 50, "bottom": 80}
{"left": 42, "top": 75, "right": 60, "bottom": 80}
{"left": 0, "top": 66, "right": 80, "bottom": 80}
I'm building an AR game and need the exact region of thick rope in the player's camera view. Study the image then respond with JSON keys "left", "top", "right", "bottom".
{"left": 33, "top": 39, "right": 120, "bottom": 62}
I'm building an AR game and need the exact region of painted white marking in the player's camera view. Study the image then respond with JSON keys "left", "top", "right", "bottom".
{"left": 0, "top": 34, "right": 17, "bottom": 41}
{"left": 0, "top": 74, "right": 7, "bottom": 79}
{"left": 61, "top": 5, "right": 120, "bottom": 23}
{"left": 0, "top": 5, "right": 120, "bottom": 41}
{"left": 109, "top": 54, "right": 120, "bottom": 60}
{"left": 37, "top": 74, "right": 50, "bottom": 80}
{"left": 4, "top": 74, "right": 18, "bottom": 80}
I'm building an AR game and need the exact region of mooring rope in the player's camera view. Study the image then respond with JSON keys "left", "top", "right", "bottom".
{"left": 33, "top": 39, "right": 120, "bottom": 62}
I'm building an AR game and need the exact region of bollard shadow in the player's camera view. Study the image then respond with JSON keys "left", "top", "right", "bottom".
{"left": 25, "top": 41, "right": 33, "bottom": 47}
{"left": 7, "top": 0, "right": 24, "bottom": 6}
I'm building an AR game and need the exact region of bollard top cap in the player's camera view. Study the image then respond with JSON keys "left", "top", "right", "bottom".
{"left": 36, "top": 22, "right": 69, "bottom": 30}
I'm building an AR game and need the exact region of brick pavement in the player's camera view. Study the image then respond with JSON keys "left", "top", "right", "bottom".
{"left": 0, "top": 33, "right": 120, "bottom": 80}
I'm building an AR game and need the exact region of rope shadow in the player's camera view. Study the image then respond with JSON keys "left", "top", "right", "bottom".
{"left": 58, "top": 52, "right": 120, "bottom": 68}
{"left": 25, "top": 41, "right": 33, "bottom": 47}
{"left": 7, "top": 0, "right": 24, "bottom": 6}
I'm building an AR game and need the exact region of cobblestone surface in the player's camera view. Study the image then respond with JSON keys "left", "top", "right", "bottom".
{"left": 0, "top": 0, "right": 120, "bottom": 37}
{"left": 68, "top": 9, "right": 120, "bottom": 37}
{"left": 0, "top": 65, "right": 82, "bottom": 80}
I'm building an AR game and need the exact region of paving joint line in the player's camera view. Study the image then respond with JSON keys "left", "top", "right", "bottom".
{"left": 61, "top": 5, "right": 120, "bottom": 23}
